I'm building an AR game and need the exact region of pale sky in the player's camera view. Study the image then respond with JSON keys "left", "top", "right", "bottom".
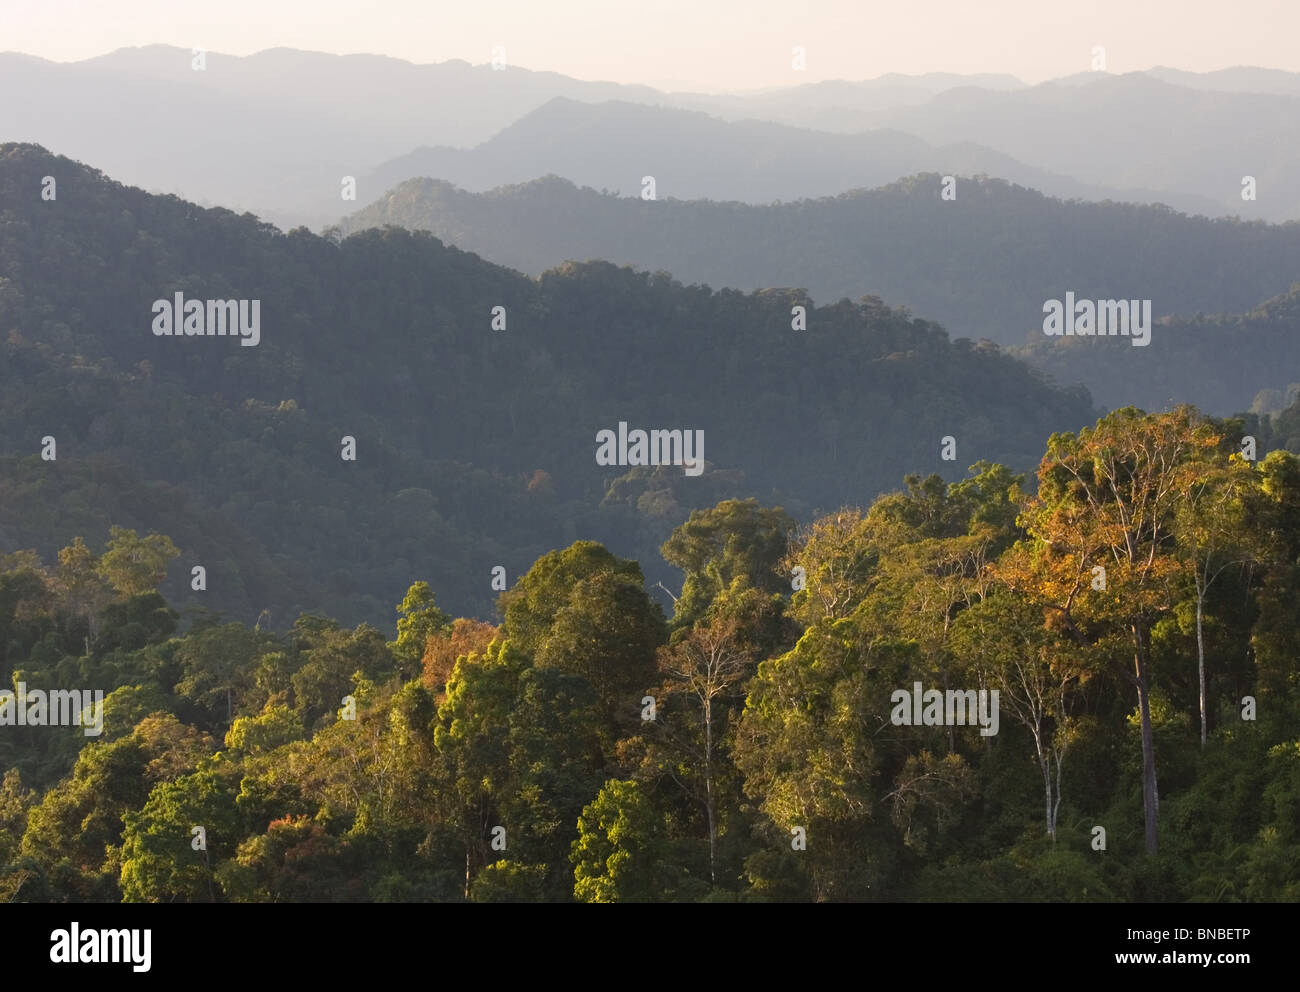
{"left": 2, "top": 0, "right": 1295, "bottom": 91}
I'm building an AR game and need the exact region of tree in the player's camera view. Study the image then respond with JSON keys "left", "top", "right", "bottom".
{"left": 951, "top": 589, "right": 1085, "bottom": 840}
{"left": 471, "top": 860, "right": 549, "bottom": 901}
{"left": 289, "top": 622, "right": 391, "bottom": 729}
{"left": 1175, "top": 446, "right": 1259, "bottom": 746}
{"left": 500, "top": 667, "right": 605, "bottom": 900}
{"left": 0, "top": 567, "right": 52, "bottom": 672}
{"left": 1016, "top": 406, "right": 1218, "bottom": 853}
{"left": 499, "top": 542, "right": 644, "bottom": 659}
{"left": 21, "top": 737, "right": 151, "bottom": 886}
{"left": 653, "top": 613, "right": 752, "bottom": 885}
{"left": 1249, "top": 450, "right": 1300, "bottom": 698}
{"left": 422, "top": 617, "right": 498, "bottom": 699}
{"left": 732, "top": 619, "right": 913, "bottom": 900}
{"left": 17, "top": 710, "right": 211, "bottom": 899}
{"left": 96, "top": 527, "right": 179, "bottom": 599}
{"left": 224, "top": 704, "right": 305, "bottom": 755}
{"left": 0, "top": 769, "right": 35, "bottom": 868}
{"left": 172, "top": 622, "right": 269, "bottom": 729}
{"left": 571, "top": 779, "right": 662, "bottom": 903}
{"left": 215, "top": 815, "right": 362, "bottom": 903}
{"left": 91, "top": 591, "right": 178, "bottom": 656}
{"left": 433, "top": 639, "right": 528, "bottom": 898}
{"left": 391, "top": 581, "right": 450, "bottom": 677}
{"left": 53, "top": 537, "right": 111, "bottom": 637}
{"left": 783, "top": 508, "right": 879, "bottom": 624}
{"left": 660, "top": 499, "right": 795, "bottom": 627}
{"left": 535, "top": 571, "right": 665, "bottom": 730}
{"left": 119, "top": 766, "right": 241, "bottom": 902}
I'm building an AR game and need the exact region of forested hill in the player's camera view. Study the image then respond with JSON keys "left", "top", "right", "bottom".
{"left": 1015, "top": 283, "right": 1300, "bottom": 415}
{"left": 1, "top": 143, "right": 1097, "bottom": 628}
{"left": 335, "top": 173, "right": 1300, "bottom": 351}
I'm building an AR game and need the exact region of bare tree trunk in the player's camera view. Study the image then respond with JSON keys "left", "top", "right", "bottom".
{"left": 704, "top": 696, "right": 717, "bottom": 886}
{"left": 1042, "top": 758, "right": 1055, "bottom": 841}
{"left": 204, "top": 846, "right": 215, "bottom": 902}
{"left": 1031, "top": 727, "right": 1055, "bottom": 841}
{"left": 1134, "top": 624, "right": 1159, "bottom": 854}
{"left": 1196, "top": 580, "right": 1208, "bottom": 748}
{"left": 1052, "top": 751, "right": 1064, "bottom": 840}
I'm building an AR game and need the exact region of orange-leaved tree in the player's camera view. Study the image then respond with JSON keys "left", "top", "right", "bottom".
{"left": 1008, "top": 406, "right": 1219, "bottom": 854}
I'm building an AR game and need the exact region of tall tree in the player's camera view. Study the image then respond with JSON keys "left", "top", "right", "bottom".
{"left": 951, "top": 587, "right": 1085, "bottom": 840}
{"left": 1016, "top": 406, "right": 1218, "bottom": 853}
{"left": 1175, "top": 446, "right": 1259, "bottom": 746}
{"left": 390, "top": 581, "right": 450, "bottom": 678}
{"left": 653, "top": 613, "right": 752, "bottom": 885}
{"left": 53, "top": 537, "right": 112, "bottom": 639}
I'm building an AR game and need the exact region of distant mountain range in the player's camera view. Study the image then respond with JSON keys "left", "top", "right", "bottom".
{"left": 3, "top": 46, "right": 1299, "bottom": 226}
{"left": 861, "top": 73, "right": 1300, "bottom": 221}
{"left": 356, "top": 97, "right": 1220, "bottom": 215}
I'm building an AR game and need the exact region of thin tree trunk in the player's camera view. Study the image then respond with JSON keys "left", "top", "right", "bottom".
{"left": 1134, "top": 624, "right": 1159, "bottom": 854}
{"left": 1052, "top": 751, "right": 1064, "bottom": 841}
{"left": 704, "top": 696, "right": 717, "bottom": 886}
{"left": 1032, "top": 727, "right": 1055, "bottom": 840}
{"left": 1042, "top": 758, "right": 1054, "bottom": 841}
{"left": 1196, "top": 580, "right": 1207, "bottom": 748}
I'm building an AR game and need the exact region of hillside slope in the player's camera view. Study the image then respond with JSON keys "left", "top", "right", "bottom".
{"left": 0, "top": 144, "right": 1099, "bottom": 627}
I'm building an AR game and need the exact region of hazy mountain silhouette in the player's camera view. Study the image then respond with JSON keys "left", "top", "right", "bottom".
{"left": 871, "top": 73, "right": 1300, "bottom": 221}
{"left": 359, "top": 96, "right": 1222, "bottom": 214}
{"left": 5, "top": 46, "right": 1293, "bottom": 227}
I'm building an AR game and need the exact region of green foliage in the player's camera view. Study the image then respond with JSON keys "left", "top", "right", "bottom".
{"left": 500, "top": 542, "right": 645, "bottom": 656}
{"left": 6, "top": 125, "right": 1297, "bottom": 901}
{"left": 119, "top": 766, "right": 239, "bottom": 902}
{"left": 225, "top": 704, "right": 305, "bottom": 755}
{"left": 96, "top": 527, "right": 179, "bottom": 599}
{"left": 471, "top": 860, "right": 549, "bottom": 902}
{"left": 661, "top": 498, "right": 795, "bottom": 628}
{"left": 391, "top": 581, "right": 450, "bottom": 676}
{"left": 535, "top": 570, "right": 665, "bottom": 728}
{"left": 572, "top": 779, "right": 663, "bottom": 903}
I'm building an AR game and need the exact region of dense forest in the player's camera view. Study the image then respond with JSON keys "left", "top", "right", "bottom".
{"left": 336, "top": 172, "right": 1300, "bottom": 368}
{"left": 0, "top": 143, "right": 1099, "bottom": 627}
{"left": 1016, "top": 283, "right": 1300, "bottom": 415}
{"left": 5, "top": 142, "right": 1300, "bottom": 905}
{"left": 2, "top": 405, "right": 1299, "bottom": 902}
